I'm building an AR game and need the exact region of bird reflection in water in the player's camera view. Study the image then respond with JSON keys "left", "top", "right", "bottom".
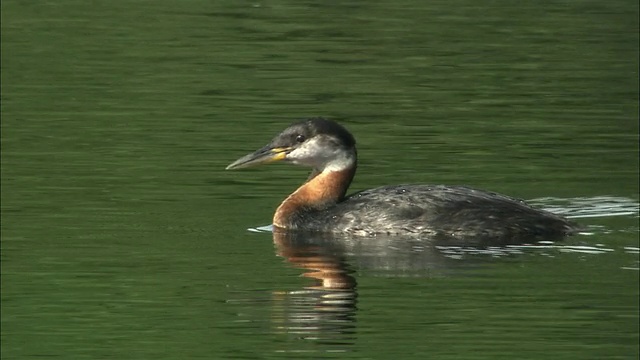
{"left": 270, "top": 229, "right": 358, "bottom": 351}
{"left": 268, "top": 227, "right": 551, "bottom": 352}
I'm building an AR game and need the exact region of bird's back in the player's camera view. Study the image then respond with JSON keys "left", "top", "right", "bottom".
{"left": 293, "top": 184, "right": 578, "bottom": 245}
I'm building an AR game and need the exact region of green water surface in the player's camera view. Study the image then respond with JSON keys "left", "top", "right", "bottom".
{"left": 2, "top": 1, "right": 638, "bottom": 359}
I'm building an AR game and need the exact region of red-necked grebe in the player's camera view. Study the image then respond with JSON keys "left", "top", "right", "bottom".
{"left": 226, "top": 118, "right": 578, "bottom": 241}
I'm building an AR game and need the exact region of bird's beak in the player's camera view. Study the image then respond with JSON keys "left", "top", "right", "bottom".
{"left": 226, "top": 145, "right": 292, "bottom": 170}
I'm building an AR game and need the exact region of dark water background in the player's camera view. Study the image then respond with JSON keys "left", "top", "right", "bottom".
{"left": 2, "top": 1, "right": 638, "bottom": 359}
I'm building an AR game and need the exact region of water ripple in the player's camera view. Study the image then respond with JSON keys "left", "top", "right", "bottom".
{"left": 530, "top": 196, "right": 640, "bottom": 219}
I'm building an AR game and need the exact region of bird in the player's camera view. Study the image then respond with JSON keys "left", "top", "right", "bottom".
{"left": 226, "top": 117, "right": 578, "bottom": 244}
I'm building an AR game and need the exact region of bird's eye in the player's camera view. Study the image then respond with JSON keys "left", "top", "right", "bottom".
{"left": 295, "top": 134, "right": 306, "bottom": 143}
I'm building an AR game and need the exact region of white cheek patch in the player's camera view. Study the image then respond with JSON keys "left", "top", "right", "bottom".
{"left": 287, "top": 136, "right": 355, "bottom": 171}
{"left": 323, "top": 153, "right": 355, "bottom": 172}
{"left": 287, "top": 137, "right": 333, "bottom": 167}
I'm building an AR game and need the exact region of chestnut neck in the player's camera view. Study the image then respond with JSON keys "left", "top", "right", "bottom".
{"left": 273, "top": 165, "right": 356, "bottom": 229}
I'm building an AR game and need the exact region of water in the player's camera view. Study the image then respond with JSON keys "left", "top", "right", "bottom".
{"left": 2, "top": 0, "right": 638, "bottom": 359}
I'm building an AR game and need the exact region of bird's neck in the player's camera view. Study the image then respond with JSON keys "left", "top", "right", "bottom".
{"left": 273, "top": 165, "right": 356, "bottom": 229}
